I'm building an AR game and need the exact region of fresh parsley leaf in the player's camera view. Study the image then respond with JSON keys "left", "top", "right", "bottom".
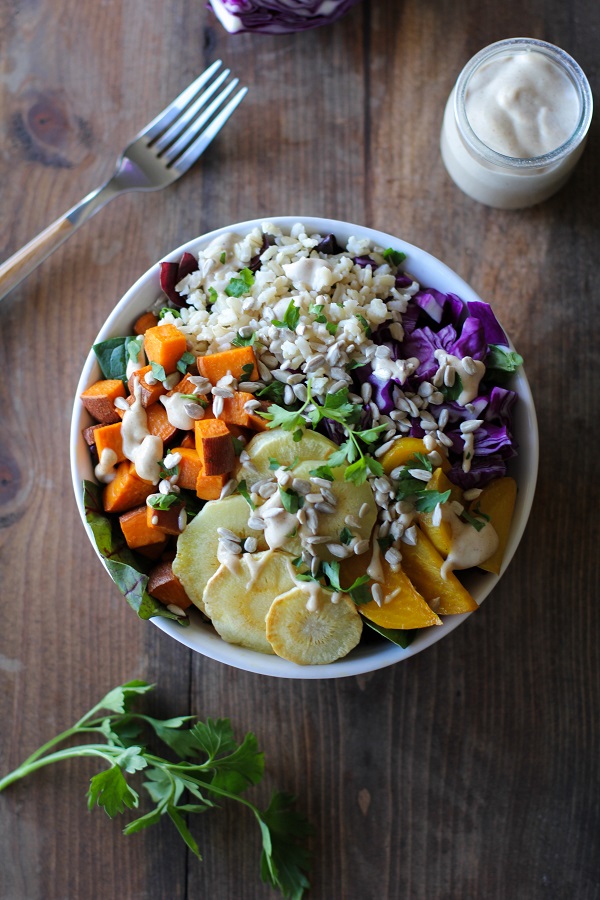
{"left": 127, "top": 336, "right": 144, "bottom": 363}
{"left": 382, "top": 247, "right": 407, "bottom": 266}
{"left": 343, "top": 458, "right": 368, "bottom": 485}
{"left": 236, "top": 479, "right": 255, "bottom": 510}
{"left": 220, "top": 251, "right": 227, "bottom": 264}
{"left": 339, "top": 527, "right": 353, "bottom": 545}
{"left": 148, "top": 493, "right": 180, "bottom": 511}
{"left": 309, "top": 303, "right": 327, "bottom": 323}
{"left": 414, "top": 489, "right": 451, "bottom": 513}
{"left": 440, "top": 372, "right": 463, "bottom": 402}
{"left": 355, "top": 314, "right": 372, "bottom": 337}
{"left": 232, "top": 332, "right": 257, "bottom": 348}
{"left": 150, "top": 361, "right": 167, "bottom": 383}
{"left": 292, "top": 428, "right": 304, "bottom": 443}
{"left": 225, "top": 268, "right": 255, "bottom": 298}
{"left": 256, "top": 381, "right": 286, "bottom": 403}
{"left": 177, "top": 351, "right": 196, "bottom": 375}
{"left": 159, "top": 306, "right": 181, "bottom": 319}
{"left": 279, "top": 487, "right": 303, "bottom": 514}
{"left": 326, "top": 322, "right": 338, "bottom": 336}
{"left": 460, "top": 504, "right": 491, "bottom": 532}
{"left": 241, "top": 362, "right": 255, "bottom": 379}
{"left": 0, "top": 683, "right": 314, "bottom": 900}
{"left": 272, "top": 299, "right": 300, "bottom": 331}
{"left": 207, "top": 286, "right": 218, "bottom": 305}
{"left": 308, "top": 465, "right": 334, "bottom": 482}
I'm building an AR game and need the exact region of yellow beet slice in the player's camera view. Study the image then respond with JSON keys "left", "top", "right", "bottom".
{"left": 380, "top": 437, "right": 450, "bottom": 474}
{"left": 417, "top": 468, "right": 462, "bottom": 557}
{"left": 400, "top": 526, "right": 478, "bottom": 615}
{"left": 203, "top": 551, "right": 296, "bottom": 654}
{"left": 471, "top": 476, "right": 517, "bottom": 575}
{"left": 359, "top": 560, "right": 442, "bottom": 630}
{"left": 266, "top": 586, "right": 363, "bottom": 665}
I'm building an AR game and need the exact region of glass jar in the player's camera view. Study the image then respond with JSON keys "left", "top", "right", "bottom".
{"left": 440, "top": 38, "right": 593, "bottom": 209}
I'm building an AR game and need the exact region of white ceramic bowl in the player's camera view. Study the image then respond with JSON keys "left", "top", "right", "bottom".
{"left": 70, "top": 216, "right": 538, "bottom": 679}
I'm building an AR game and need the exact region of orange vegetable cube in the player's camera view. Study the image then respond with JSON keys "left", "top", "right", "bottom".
{"left": 128, "top": 365, "right": 167, "bottom": 407}
{"left": 144, "top": 324, "right": 188, "bottom": 374}
{"left": 81, "top": 379, "right": 126, "bottom": 424}
{"left": 103, "top": 461, "right": 155, "bottom": 514}
{"left": 172, "top": 447, "right": 203, "bottom": 490}
{"left": 94, "top": 422, "right": 126, "bottom": 464}
{"left": 146, "top": 499, "right": 187, "bottom": 535}
{"left": 194, "top": 418, "right": 235, "bottom": 476}
{"left": 148, "top": 561, "right": 192, "bottom": 609}
{"left": 195, "top": 467, "right": 228, "bottom": 501}
{"left": 133, "top": 311, "right": 159, "bottom": 335}
{"left": 196, "top": 346, "right": 259, "bottom": 385}
{"left": 119, "top": 505, "right": 167, "bottom": 550}
{"left": 145, "top": 402, "right": 178, "bottom": 444}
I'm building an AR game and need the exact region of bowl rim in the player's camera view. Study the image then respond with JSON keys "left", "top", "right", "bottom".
{"left": 70, "top": 215, "right": 539, "bottom": 679}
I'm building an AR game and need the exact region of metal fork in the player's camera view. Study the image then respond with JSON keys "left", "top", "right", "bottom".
{"left": 0, "top": 60, "right": 247, "bottom": 302}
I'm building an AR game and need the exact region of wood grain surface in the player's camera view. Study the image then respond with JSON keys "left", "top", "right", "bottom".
{"left": 1, "top": 1, "right": 599, "bottom": 898}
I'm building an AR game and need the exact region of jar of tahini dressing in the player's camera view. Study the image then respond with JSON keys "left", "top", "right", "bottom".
{"left": 440, "top": 38, "right": 593, "bottom": 208}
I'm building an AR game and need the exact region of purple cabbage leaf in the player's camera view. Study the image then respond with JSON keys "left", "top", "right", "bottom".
{"left": 208, "top": 0, "right": 361, "bottom": 34}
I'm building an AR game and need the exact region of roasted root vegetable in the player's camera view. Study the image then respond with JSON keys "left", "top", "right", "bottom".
{"left": 144, "top": 324, "right": 188, "bottom": 374}
{"left": 119, "top": 505, "right": 167, "bottom": 550}
{"left": 400, "top": 527, "right": 478, "bottom": 615}
{"left": 133, "top": 311, "right": 159, "bottom": 335}
{"left": 196, "top": 346, "right": 259, "bottom": 384}
{"left": 147, "top": 561, "right": 192, "bottom": 609}
{"left": 80, "top": 379, "right": 126, "bottom": 424}
{"left": 172, "top": 447, "right": 203, "bottom": 491}
{"left": 146, "top": 498, "right": 187, "bottom": 535}
{"left": 471, "top": 477, "right": 517, "bottom": 575}
{"left": 103, "top": 461, "right": 155, "bottom": 514}
{"left": 195, "top": 468, "right": 229, "bottom": 500}
{"left": 127, "top": 366, "right": 167, "bottom": 407}
{"left": 94, "top": 422, "right": 126, "bottom": 465}
{"left": 417, "top": 468, "right": 462, "bottom": 557}
{"left": 194, "top": 419, "right": 236, "bottom": 476}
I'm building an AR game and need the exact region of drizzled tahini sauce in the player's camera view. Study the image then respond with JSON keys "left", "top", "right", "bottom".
{"left": 437, "top": 503, "right": 499, "bottom": 579}
{"left": 259, "top": 493, "right": 298, "bottom": 552}
{"left": 160, "top": 392, "right": 198, "bottom": 431}
{"left": 95, "top": 448, "right": 118, "bottom": 484}
{"left": 434, "top": 350, "right": 485, "bottom": 405}
{"left": 121, "top": 377, "right": 163, "bottom": 484}
{"left": 282, "top": 258, "right": 337, "bottom": 292}
{"left": 199, "top": 233, "right": 245, "bottom": 294}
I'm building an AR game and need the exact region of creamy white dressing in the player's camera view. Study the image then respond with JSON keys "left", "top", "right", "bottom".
{"left": 216, "top": 543, "right": 242, "bottom": 577}
{"left": 259, "top": 494, "right": 298, "bottom": 551}
{"left": 94, "top": 448, "right": 118, "bottom": 484}
{"left": 367, "top": 539, "right": 385, "bottom": 584}
{"left": 244, "top": 548, "right": 275, "bottom": 591}
{"left": 372, "top": 355, "right": 415, "bottom": 386}
{"left": 434, "top": 350, "right": 485, "bottom": 406}
{"left": 440, "top": 506, "right": 499, "bottom": 579}
{"left": 465, "top": 51, "right": 580, "bottom": 158}
{"left": 200, "top": 232, "right": 245, "bottom": 294}
{"left": 121, "top": 377, "right": 163, "bottom": 484}
{"left": 282, "top": 257, "right": 337, "bottom": 292}
{"left": 126, "top": 342, "right": 146, "bottom": 380}
{"left": 159, "top": 392, "right": 197, "bottom": 431}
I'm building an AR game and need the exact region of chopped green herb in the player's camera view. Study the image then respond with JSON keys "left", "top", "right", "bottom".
{"left": 383, "top": 247, "right": 407, "bottom": 266}
{"left": 414, "top": 489, "right": 451, "bottom": 513}
{"left": 232, "top": 437, "right": 244, "bottom": 456}
{"left": 127, "top": 336, "right": 144, "bottom": 364}
{"left": 440, "top": 372, "right": 463, "bottom": 403}
{"left": 220, "top": 251, "right": 227, "bottom": 264}
{"left": 148, "top": 493, "right": 180, "bottom": 511}
{"left": 292, "top": 428, "right": 304, "bottom": 443}
{"left": 309, "top": 303, "right": 327, "bottom": 324}
{"left": 326, "top": 322, "right": 338, "bottom": 336}
{"left": 255, "top": 381, "right": 286, "bottom": 403}
{"left": 207, "top": 286, "right": 218, "bottom": 305}
{"left": 272, "top": 299, "right": 300, "bottom": 331}
{"left": 232, "top": 332, "right": 257, "bottom": 348}
{"left": 236, "top": 479, "right": 255, "bottom": 510}
{"left": 176, "top": 351, "right": 196, "bottom": 375}
{"left": 159, "top": 307, "right": 182, "bottom": 319}
{"left": 377, "top": 534, "right": 394, "bottom": 553}
{"left": 225, "top": 268, "right": 255, "bottom": 298}
{"left": 279, "top": 487, "right": 303, "bottom": 514}
{"left": 339, "top": 527, "right": 353, "bottom": 545}
{"left": 355, "top": 314, "right": 372, "bottom": 337}
{"left": 322, "top": 560, "right": 371, "bottom": 605}
{"left": 150, "top": 361, "right": 167, "bottom": 383}
{"left": 241, "top": 362, "right": 255, "bottom": 379}
{"left": 308, "top": 465, "right": 334, "bottom": 482}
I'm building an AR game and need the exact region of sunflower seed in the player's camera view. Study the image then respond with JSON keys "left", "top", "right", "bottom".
{"left": 220, "top": 478, "right": 238, "bottom": 499}
{"left": 212, "top": 395, "right": 224, "bottom": 418}
{"left": 327, "top": 543, "right": 351, "bottom": 559}
{"left": 353, "top": 539, "right": 370, "bottom": 555}
{"left": 371, "top": 583, "right": 384, "bottom": 606}
{"left": 244, "top": 536, "right": 258, "bottom": 553}
{"left": 315, "top": 502, "right": 336, "bottom": 515}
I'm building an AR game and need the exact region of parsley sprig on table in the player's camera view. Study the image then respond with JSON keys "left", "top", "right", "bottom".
{"left": 0, "top": 681, "right": 313, "bottom": 899}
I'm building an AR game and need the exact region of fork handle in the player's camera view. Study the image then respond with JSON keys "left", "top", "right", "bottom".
{"left": 0, "top": 180, "right": 120, "bottom": 302}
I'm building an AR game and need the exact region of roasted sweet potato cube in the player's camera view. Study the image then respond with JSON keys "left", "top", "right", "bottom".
{"left": 247, "top": 400, "right": 271, "bottom": 432}
{"left": 133, "top": 311, "right": 159, "bottom": 335}
{"left": 196, "top": 467, "right": 228, "bottom": 501}
{"left": 219, "top": 391, "right": 256, "bottom": 428}
{"left": 119, "top": 505, "right": 167, "bottom": 550}
{"left": 196, "top": 346, "right": 259, "bottom": 385}
{"left": 144, "top": 324, "right": 187, "bottom": 374}
{"left": 80, "top": 379, "right": 126, "bottom": 424}
{"left": 136, "top": 539, "right": 170, "bottom": 560}
{"left": 103, "top": 461, "right": 155, "bottom": 514}
{"left": 146, "top": 498, "right": 187, "bottom": 535}
{"left": 147, "top": 561, "right": 192, "bottom": 609}
{"left": 179, "top": 432, "right": 196, "bottom": 449}
{"left": 146, "top": 402, "right": 178, "bottom": 444}
{"left": 94, "top": 422, "right": 126, "bottom": 464}
{"left": 128, "top": 365, "right": 166, "bottom": 407}
{"left": 166, "top": 373, "right": 206, "bottom": 400}
{"left": 194, "top": 418, "right": 235, "bottom": 476}
{"left": 172, "top": 447, "right": 203, "bottom": 490}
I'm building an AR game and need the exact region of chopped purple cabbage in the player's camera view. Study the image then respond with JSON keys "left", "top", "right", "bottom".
{"left": 447, "top": 456, "right": 508, "bottom": 490}
{"left": 208, "top": 0, "right": 361, "bottom": 34}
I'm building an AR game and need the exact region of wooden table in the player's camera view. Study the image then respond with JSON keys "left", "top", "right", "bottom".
{"left": 1, "top": 1, "right": 598, "bottom": 897}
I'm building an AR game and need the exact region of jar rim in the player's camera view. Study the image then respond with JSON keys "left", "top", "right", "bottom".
{"left": 453, "top": 38, "right": 593, "bottom": 169}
